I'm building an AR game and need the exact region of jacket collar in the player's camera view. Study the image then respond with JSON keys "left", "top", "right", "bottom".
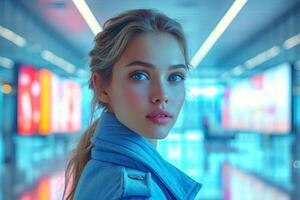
{"left": 91, "top": 111, "right": 201, "bottom": 199}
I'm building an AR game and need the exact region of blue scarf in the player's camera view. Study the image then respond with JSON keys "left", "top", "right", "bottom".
{"left": 91, "top": 111, "right": 201, "bottom": 199}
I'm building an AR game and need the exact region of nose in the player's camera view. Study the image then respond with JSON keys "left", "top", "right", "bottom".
{"left": 151, "top": 94, "right": 169, "bottom": 104}
{"left": 150, "top": 83, "right": 169, "bottom": 104}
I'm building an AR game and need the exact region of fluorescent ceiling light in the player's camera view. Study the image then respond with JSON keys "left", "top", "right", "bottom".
{"left": 72, "top": 0, "right": 102, "bottom": 35}
{"left": 41, "top": 50, "right": 76, "bottom": 73}
{"left": 0, "top": 25, "right": 26, "bottom": 47}
{"left": 0, "top": 56, "right": 14, "bottom": 69}
{"left": 244, "top": 46, "right": 280, "bottom": 69}
{"left": 76, "top": 68, "right": 90, "bottom": 78}
{"left": 283, "top": 33, "right": 300, "bottom": 49}
{"left": 221, "top": 71, "right": 230, "bottom": 79}
{"left": 191, "top": 0, "right": 247, "bottom": 68}
{"left": 232, "top": 65, "right": 244, "bottom": 76}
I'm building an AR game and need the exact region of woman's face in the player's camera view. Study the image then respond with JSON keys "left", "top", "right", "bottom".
{"left": 106, "top": 32, "right": 186, "bottom": 140}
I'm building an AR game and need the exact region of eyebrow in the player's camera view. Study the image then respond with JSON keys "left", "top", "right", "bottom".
{"left": 124, "top": 60, "right": 187, "bottom": 70}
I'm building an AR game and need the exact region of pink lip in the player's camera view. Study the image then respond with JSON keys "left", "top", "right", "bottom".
{"left": 146, "top": 109, "right": 172, "bottom": 125}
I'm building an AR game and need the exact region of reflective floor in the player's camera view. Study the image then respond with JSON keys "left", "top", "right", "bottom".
{"left": 0, "top": 128, "right": 294, "bottom": 200}
{"left": 159, "top": 130, "right": 293, "bottom": 200}
{"left": 1, "top": 135, "right": 75, "bottom": 200}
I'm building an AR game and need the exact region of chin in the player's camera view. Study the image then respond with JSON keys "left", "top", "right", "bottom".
{"left": 157, "top": 134, "right": 169, "bottom": 139}
{"left": 138, "top": 125, "right": 172, "bottom": 140}
{"left": 148, "top": 130, "right": 169, "bottom": 139}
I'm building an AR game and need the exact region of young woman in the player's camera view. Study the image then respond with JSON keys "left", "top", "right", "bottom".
{"left": 64, "top": 9, "right": 202, "bottom": 200}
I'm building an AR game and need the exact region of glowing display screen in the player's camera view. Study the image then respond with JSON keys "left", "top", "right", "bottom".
{"left": 18, "top": 65, "right": 82, "bottom": 135}
{"left": 222, "top": 63, "right": 291, "bottom": 134}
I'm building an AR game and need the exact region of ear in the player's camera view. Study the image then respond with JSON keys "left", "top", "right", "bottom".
{"left": 92, "top": 72, "right": 110, "bottom": 104}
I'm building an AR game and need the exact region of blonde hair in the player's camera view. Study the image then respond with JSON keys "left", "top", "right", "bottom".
{"left": 63, "top": 9, "right": 190, "bottom": 200}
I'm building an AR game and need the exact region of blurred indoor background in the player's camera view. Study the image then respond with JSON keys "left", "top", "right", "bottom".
{"left": 1, "top": 0, "right": 300, "bottom": 199}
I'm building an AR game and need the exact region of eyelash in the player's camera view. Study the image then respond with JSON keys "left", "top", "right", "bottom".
{"left": 130, "top": 71, "right": 149, "bottom": 81}
{"left": 130, "top": 71, "right": 185, "bottom": 82}
{"left": 169, "top": 73, "right": 186, "bottom": 82}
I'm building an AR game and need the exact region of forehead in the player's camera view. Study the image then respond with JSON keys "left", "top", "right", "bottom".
{"left": 114, "top": 32, "right": 185, "bottom": 69}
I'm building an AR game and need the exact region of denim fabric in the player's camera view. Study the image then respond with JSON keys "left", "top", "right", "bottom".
{"left": 74, "top": 159, "right": 168, "bottom": 200}
{"left": 74, "top": 111, "right": 201, "bottom": 199}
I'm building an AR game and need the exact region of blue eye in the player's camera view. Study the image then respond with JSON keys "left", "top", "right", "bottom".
{"left": 169, "top": 73, "right": 185, "bottom": 82}
{"left": 131, "top": 72, "right": 149, "bottom": 81}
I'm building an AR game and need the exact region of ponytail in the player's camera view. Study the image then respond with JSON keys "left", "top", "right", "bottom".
{"left": 63, "top": 119, "right": 99, "bottom": 200}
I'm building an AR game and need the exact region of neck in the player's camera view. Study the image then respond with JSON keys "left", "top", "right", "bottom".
{"left": 148, "top": 139, "right": 157, "bottom": 149}
{"left": 106, "top": 111, "right": 158, "bottom": 149}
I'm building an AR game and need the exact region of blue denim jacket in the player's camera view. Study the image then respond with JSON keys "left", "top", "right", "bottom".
{"left": 74, "top": 111, "right": 201, "bottom": 199}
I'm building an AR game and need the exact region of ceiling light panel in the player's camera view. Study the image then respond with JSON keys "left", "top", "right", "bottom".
{"left": 72, "top": 0, "right": 102, "bottom": 35}
{"left": 191, "top": 0, "right": 247, "bottom": 68}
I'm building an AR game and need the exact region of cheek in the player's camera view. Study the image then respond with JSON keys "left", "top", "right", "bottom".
{"left": 181, "top": 88, "right": 186, "bottom": 102}
{"left": 170, "top": 85, "right": 186, "bottom": 104}
{"left": 178, "top": 92, "right": 185, "bottom": 107}
{"left": 119, "top": 85, "right": 147, "bottom": 106}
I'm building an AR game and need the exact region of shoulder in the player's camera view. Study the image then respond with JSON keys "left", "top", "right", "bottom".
{"left": 74, "top": 160, "right": 154, "bottom": 200}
